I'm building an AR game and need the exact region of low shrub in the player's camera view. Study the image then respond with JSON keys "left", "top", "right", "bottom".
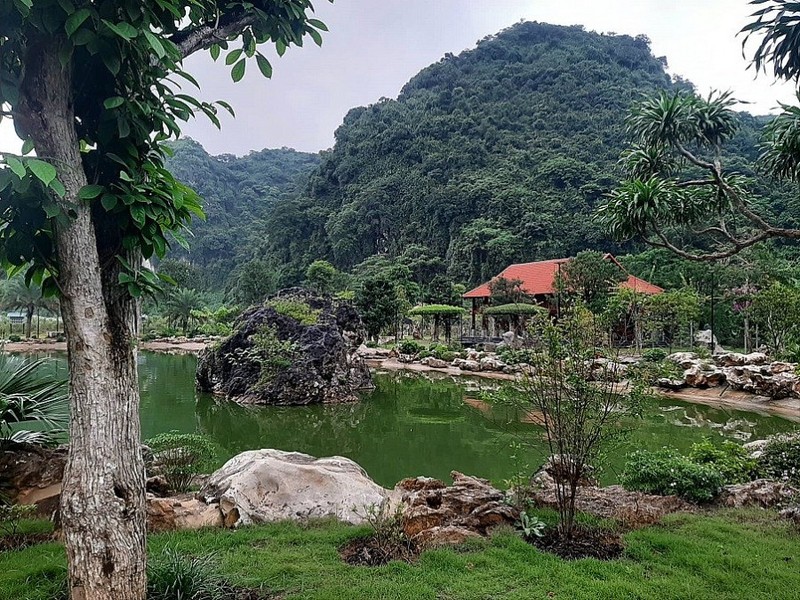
{"left": 641, "top": 348, "right": 668, "bottom": 362}
{"left": 695, "top": 346, "right": 712, "bottom": 359}
{"left": 397, "top": 340, "right": 423, "bottom": 355}
{"left": 757, "top": 432, "right": 800, "bottom": 485}
{"left": 429, "top": 343, "right": 457, "bottom": 362}
{"left": 621, "top": 448, "right": 724, "bottom": 503}
{"left": 266, "top": 299, "right": 321, "bottom": 325}
{"left": 7, "top": 334, "right": 21, "bottom": 343}
{"left": 250, "top": 325, "right": 297, "bottom": 387}
{"left": 689, "top": 438, "right": 757, "bottom": 484}
{"left": 497, "top": 347, "right": 537, "bottom": 365}
{"left": 627, "top": 359, "right": 683, "bottom": 385}
{"left": 0, "top": 502, "right": 36, "bottom": 536}
{"left": 148, "top": 547, "right": 224, "bottom": 600}
{"left": 145, "top": 432, "right": 216, "bottom": 493}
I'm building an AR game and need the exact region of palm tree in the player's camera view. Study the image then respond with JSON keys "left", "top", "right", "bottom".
{"left": 0, "top": 355, "right": 68, "bottom": 446}
{"left": 165, "top": 288, "right": 205, "bottom": 335}
{"left": 1, "top": 278, "right": 43, "bottom": 339}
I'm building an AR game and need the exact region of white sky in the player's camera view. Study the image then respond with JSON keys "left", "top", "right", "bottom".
{"left": 1, "top": 0, "right": 796, "bottom": 155}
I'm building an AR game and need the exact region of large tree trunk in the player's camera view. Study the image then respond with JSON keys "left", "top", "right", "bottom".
{"left": 16, "top": 37, "right": 146, "bottom": 600}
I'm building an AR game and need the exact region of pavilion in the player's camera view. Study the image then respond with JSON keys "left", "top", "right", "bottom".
{"left": 462, "top": 254, "right": 663, "bottom": 336}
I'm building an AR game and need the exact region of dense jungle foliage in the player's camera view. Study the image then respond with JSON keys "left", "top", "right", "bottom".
{"left": 164, "top": 139, "right": 319, "bottom": 288}
{"left": 162, "top": 21, "right": 800, "bottom": 350}
{"left": 168, "top": 22, "right": 797, "bottom": 288}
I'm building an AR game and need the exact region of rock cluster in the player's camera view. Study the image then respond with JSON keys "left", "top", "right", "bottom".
{"left": 716, "top": 479, "right": 798, "bottom": 509}
{"left": 397, "top": 472, "right": 517, "bottom": 547}
{"left": 656, "top": 351, "right": 800, "bottom": 399}
{"left": 373, "top": 345, "right": 524, "bottom": 374}
{"left": 196, "top": 288, "right": 372, "bottom": 405}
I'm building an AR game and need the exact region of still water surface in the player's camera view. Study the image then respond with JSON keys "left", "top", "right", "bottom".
{"left": 43, "top": 352, "right": 800, "bottom": 487}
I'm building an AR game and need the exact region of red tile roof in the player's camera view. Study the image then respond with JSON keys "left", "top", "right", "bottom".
{"left": 463, "top": 255, "right": 663, "bottom": 299}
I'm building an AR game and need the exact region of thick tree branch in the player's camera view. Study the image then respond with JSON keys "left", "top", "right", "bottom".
{"left": 171, "top": 10, "right": 259, "bottom": 59}
{"left": 647, "top": 228, "right": 772, "bottom": 261}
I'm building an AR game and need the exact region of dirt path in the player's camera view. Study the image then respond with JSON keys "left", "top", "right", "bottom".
{"left": 4, "top": 339, "right": 207, "bottom": 354}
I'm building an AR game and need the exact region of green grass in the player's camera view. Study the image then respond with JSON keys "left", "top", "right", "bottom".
{"left": 1, "top": 510, "right": 798, "bottom": 600}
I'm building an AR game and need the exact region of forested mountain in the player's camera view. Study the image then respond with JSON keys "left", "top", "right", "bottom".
{"left": 167, "top": 21, "right": 789, "bottom": 290}
{"left": 164, "top": 139, "right": 319, "bottom": 286}
{"left": 261, "top": 22, "right": 678, "bottom": 285}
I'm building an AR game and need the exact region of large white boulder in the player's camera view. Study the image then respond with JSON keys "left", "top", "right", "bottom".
{"left": 200, "top": 449, "right": 391, "bottom": 527}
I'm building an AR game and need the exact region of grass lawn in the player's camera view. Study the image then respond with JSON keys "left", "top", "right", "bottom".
{"left": 2, "top": 509, "right": 799, "bottom": 600}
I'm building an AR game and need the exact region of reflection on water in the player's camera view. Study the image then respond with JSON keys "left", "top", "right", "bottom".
{"left": 17, "top": 352, "right": 799, "bottom": 488}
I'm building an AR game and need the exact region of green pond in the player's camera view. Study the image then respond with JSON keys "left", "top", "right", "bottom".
{"left": 34, "top": 352, "right": 800, "bottom": 488}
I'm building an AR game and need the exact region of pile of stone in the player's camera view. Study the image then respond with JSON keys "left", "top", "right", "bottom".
{"left": 358, "top": 344, "right": 525, "bottom": 374}
{"left": 656, "top": 351, "right": 800, "bottom": 399}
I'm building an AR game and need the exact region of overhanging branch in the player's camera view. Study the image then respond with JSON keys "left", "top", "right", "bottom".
{"left": 171, "top": 10, "right": 259, "bottom": 59}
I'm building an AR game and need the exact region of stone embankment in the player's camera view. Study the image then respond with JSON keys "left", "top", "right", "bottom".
{"left": 657, "top": 351, "right": 800, "bottom": 399}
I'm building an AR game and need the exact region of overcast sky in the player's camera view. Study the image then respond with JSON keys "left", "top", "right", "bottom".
{"left": 1, "top": 0, "right": 797, "bottom": 155}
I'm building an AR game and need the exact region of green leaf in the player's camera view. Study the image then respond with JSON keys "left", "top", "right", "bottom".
{"left": 101, "top": 194, "right": 118, "bottom": 211}
{"left": 127, "top": 282, "right": 143, "bottom": 298}
{"left": 276, "top": 39, "right": 287, "bottom": 57}
{"left": 231, "top": 59, "right": 246, "bottom": 82}
{"left": 21, "top": 139, "right": 34, "bottom": 155}
{"left": 225, "top": 49, "right": 243, "bottom": 65}
{"left": 103, "top": 20, "right": 138, "bottom": 41}
{"left": 5, "top": 156, "right": 25, "bottom": 179}
{"left": 65, "top": 8, "right": 91, "bottom": 37}
{"left": 308, "top": 28, "right": 323, "bottom": 47}
{"left": 216, "top": 100, "right": 235, "bottom": 117}
{"left": 256, "top": 54, "right": 273, "bottom": 78}
{"left": 308, "top": 18, "right": 329, "bottom": 32}
{"left": 49, "top": 179, "right": 66, "bottom": 198}
{"left": 27, "top": 159, "right": 57, "bottom": 186}
{"left": 209, "top": 44, "right": 221, "bottom": 61}
{"left": 143, "top": 30, "right": 166, "bottom": 59}
{"left": 78, "top": 184, "right": 104, "bottom": 200}
{"left": 43, "top": 202, "right": 61, "bottom": 218}
{"left": 101, "top": 52, "right": 121, "bottom": 76}
{"left": 104, "top": 96, "right": 125, "bottom": 109}
{"left": 130, "top": 204, "right": 146, "bottom": 226}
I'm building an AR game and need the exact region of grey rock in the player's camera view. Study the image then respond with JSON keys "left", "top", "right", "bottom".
{"left": 200, "top": 449, "right": 392, "bottom": 527}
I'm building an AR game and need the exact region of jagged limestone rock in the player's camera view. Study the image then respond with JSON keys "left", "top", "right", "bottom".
{"left": 196, "top": 288, "right": 371, "bottom": 405}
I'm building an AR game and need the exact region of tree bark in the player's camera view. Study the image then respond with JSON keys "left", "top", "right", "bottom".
{"left": 16, "top": 37, "right": 146, "bottom": 600}
{"left": 26, "top": 304, "right": 33, "bottom": 339}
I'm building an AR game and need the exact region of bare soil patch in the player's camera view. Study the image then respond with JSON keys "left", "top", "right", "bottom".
{"left": 528, "top": 525, "right": 624, "bottom": 560}
{"left": 0, "top": 532, "right": 53, "bottom": 551}
{"left": 339, "top": 534, "right": 419, "bottom": 566}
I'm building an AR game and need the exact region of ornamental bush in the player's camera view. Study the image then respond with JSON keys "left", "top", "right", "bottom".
{"left": 397, "top": 340, "right": 423, "bottom": 355}
{"left": 621, "top": 448, "right": 725, "bottom": 503}
{"left": 641, "top": 348, "right": 668, "bottom": 362}
{"left": 757, "top": 433, "right": 800, "bottom": 485}
{"left": 689, "top": 439, "right": 757, "bottom": 484}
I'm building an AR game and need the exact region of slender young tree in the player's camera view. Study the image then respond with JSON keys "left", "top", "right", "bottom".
{"left": 1, "top": 2, "right": 328, "bottom": 599}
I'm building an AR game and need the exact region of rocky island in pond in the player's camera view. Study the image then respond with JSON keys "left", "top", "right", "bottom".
{"left": 196, "top": 288, "right": 372, "bottom": 404}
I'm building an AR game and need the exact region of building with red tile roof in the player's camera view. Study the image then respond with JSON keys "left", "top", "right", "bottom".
{"left": 463, "top": 254, "right": 663, "bottom": 299}
{"left": 462, "top": 254, "right": 662, "bottom": 337}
